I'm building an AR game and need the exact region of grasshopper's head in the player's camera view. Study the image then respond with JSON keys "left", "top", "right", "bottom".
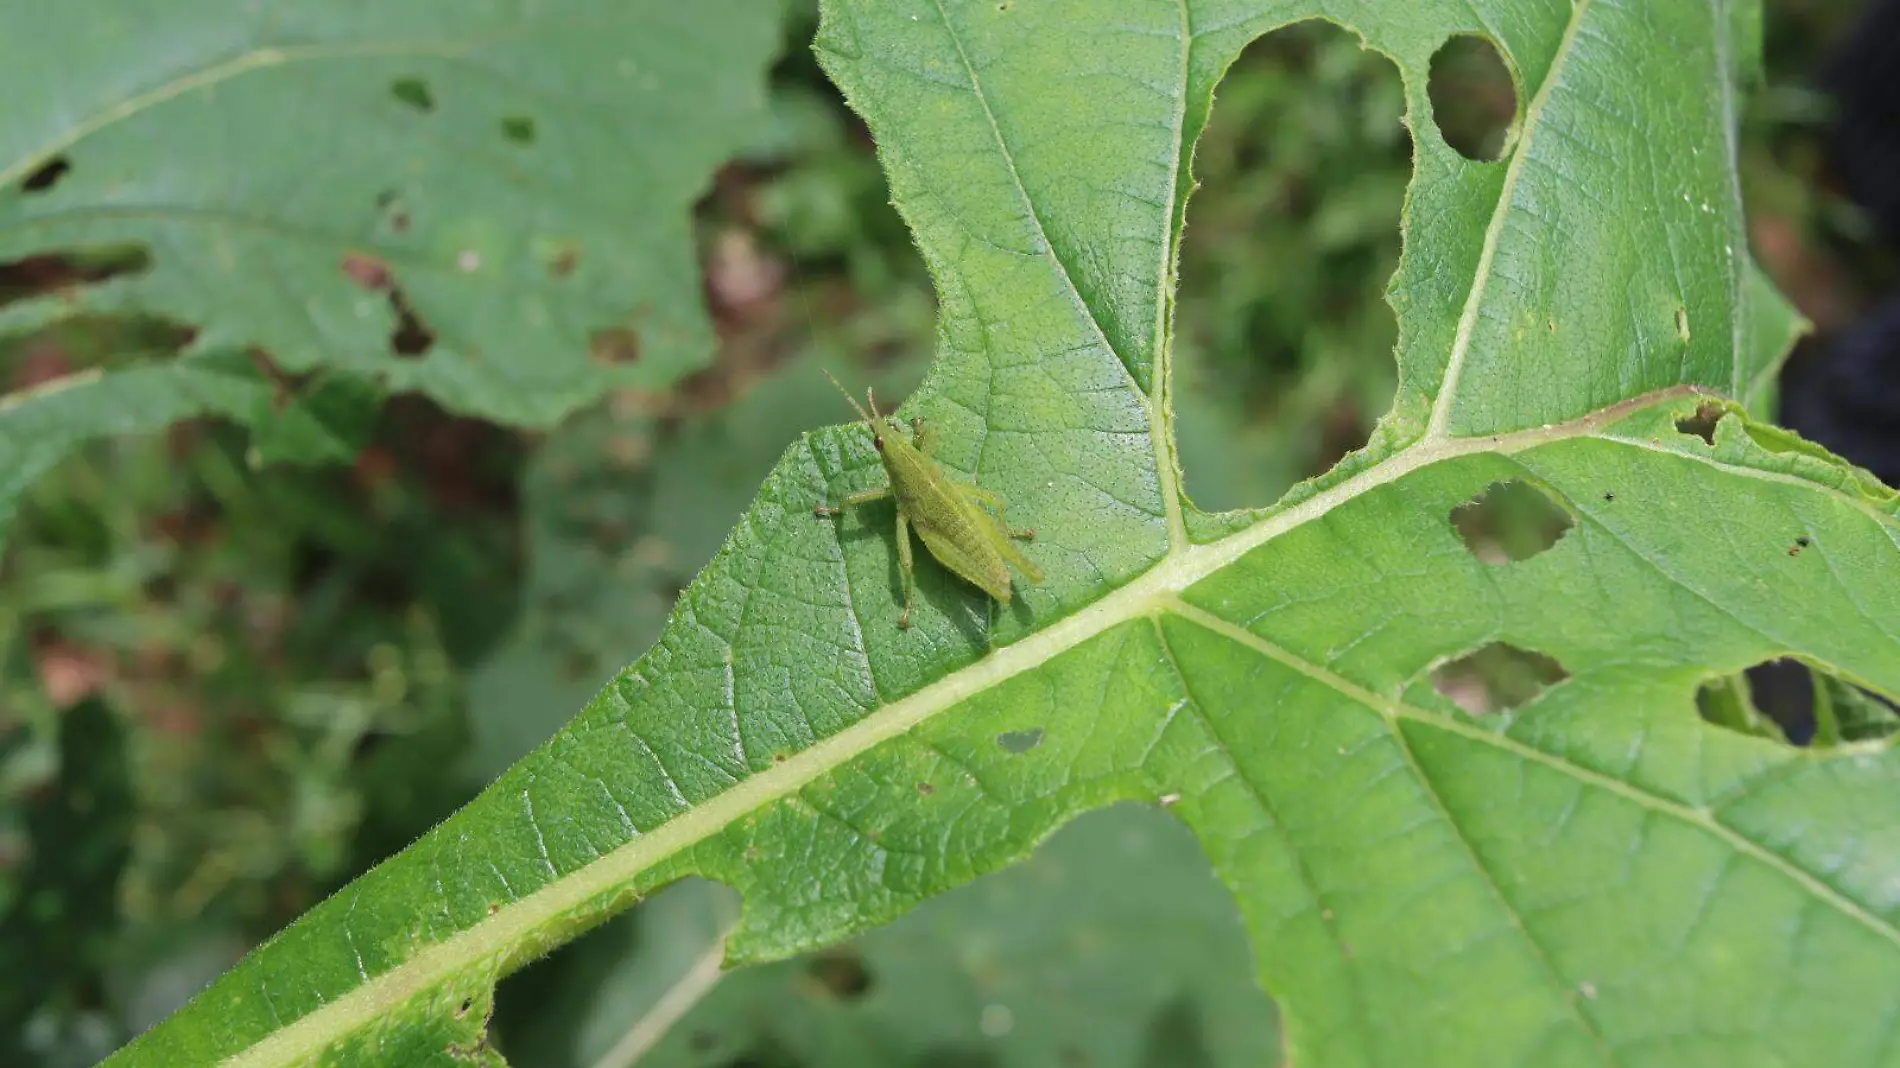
{"left": 823, "top": 370, "right": 902, "bottom": 451}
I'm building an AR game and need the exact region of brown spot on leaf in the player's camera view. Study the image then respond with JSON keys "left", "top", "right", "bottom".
{"left": 341, "top": 252, "right": 391, "bottom": 291}
{"left": 590, "top": 327, "right": 642, "bottom": 367}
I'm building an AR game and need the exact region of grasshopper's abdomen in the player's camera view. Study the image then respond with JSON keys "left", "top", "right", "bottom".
{"left": 881, "top": 432, "right": 1017, "bottom": 602}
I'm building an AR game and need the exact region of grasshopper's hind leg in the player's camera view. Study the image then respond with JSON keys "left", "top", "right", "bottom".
{"left": 893, "top": 510, "right": 916, "bottom": 629}
{"left": 966, "top": 486, "right": 1035, "bottom": 541}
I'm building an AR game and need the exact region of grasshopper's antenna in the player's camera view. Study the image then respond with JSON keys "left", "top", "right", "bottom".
{"left": 821, "top": 368, "right": 873, "bottom": 426}
{"left": 864, "top": 387, "right": 883, "bottom": 422}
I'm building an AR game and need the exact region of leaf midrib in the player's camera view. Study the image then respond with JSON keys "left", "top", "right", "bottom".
{"left": 215, "top": 383, "right": 1900, "bottom": 1068}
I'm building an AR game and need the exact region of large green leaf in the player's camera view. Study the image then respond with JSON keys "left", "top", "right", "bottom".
{"left": 108, "top": 2, "right": 1900, "bottom": 1066}
{"left": 0, "top": 0, "right": 780, "bottom": 535}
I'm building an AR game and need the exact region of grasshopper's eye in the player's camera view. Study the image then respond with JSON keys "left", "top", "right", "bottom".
{"left": 871, "top": 431, "right": 884, "bottom": 450}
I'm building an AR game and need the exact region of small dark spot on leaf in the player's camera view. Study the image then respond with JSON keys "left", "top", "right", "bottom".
{"left": 1789, "top": 535, "right": 1812, "bottom": 557}
{"left": 390, "top": 211, "right": 411, "bottom": 234}
{"left": 1674, "top": 306, "right": 1690, "bottom": 343}
{"left": 548, "top": 246, "right": 580, "bottom": 278}
{"left": 454, "top": 997, "right": 473, "bottom": 1018}
{"left": 388, "top": 282, "right": 435, "bottom": 357}
{"left": 1450, "top": 480, "right": 1573, "bottom": 563}
{"left": 487, "top": 903, "right": 500, "bottom": 916}
{"left": 996, "top": 728, "right": 1044, "bottom": 753}
{"left": 391, "top": 77, "right": 434, "bottom": 112}
{"left": 374, "top": 189, "right": 396, "bottom": 209}
{"left": 590, "top": 327, "right": 642, "bottom": 367}
{"left": 771, "top": 752, "right": 786, "bottom": 764}
{"left": 501, "top": 115, "right": 536, "bottom": 144}
{"left": 1675, "top": 401, "right": 1723, "bottom": 445}
{"left": 806, "top": 951, "right": 872, "bottom": 999}
{"left": 340, "top": 252, "right": 391, "bottom": 291}
{"left": 1430, "top": 642, "right": 1569, "bottom": 716}
{"left": 916, "top": 781, "right": 935, "bottom": 796}
{"left": 1602, "top": 492, "right": 1615, "bottom": 501}
{"left": 22, "top": 155, "right": 71, "bottom": 194}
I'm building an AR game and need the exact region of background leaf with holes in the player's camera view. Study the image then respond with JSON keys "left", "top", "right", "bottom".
{"left": 106, "top": 1, "right": 1900, "bottom": 1067}
{"left": 0, "top": 0, "right": 781, "bottom": 540}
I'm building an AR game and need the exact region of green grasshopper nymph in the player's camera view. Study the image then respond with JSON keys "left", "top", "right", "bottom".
{"left": 814, "top": 371, "right": 1042, "bottom": 629}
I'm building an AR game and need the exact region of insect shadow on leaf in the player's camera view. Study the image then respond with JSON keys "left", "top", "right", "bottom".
{"left": 813, "top": 371, "right": 1041, "bottom": 629}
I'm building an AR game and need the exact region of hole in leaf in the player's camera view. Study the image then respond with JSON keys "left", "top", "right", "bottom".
{"left": 1697, "top": 659, "right": 1897, "bottom": 747}
{"left": 996, "top": 728, "right": 1044, "bottom": 753}
{"left": 387, "top": 282, "right": 435, "bottom": 357}
{"left": 1173, "top": 21, "right": 1407, "bottom": 511}
{"left": 391, "top": 77, "right": 434, "bottom": 112}
{"left": 501, "top": 115, "right": 536, "bottom": 144}
{"left": 22, "top": 155, "right": 71, "bottom": 194}
{"left": 0, "top": 246, "right": 153, "bottom": 311}
{"left": 1449, "top": 480, "right": 1574, "bottom": 563}
{"left": 1430, "top": 642, "right": 1568, "bottom": 716}
{"left": 1675, "top": 401, "right": 1723, "bottom": 445}
{"left": 806, "top": 951, "right": 872, "bottom": 999}
{"left": 1427, "top": 35, "right": 1517, "bottom": 161}
{"left": 590, "top": 327, "right": 643, "bottom": 367}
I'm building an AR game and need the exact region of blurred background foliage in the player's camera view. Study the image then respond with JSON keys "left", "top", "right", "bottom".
{"left": 3, "top": 2, "right": 1896, "bottom": 1064}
